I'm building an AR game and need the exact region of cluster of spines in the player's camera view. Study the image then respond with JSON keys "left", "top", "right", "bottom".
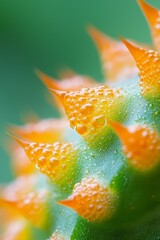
{"left": 1, "top": 0, "right": 160, "bottom": 239}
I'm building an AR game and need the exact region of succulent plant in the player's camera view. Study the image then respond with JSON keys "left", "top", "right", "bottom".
{"left": 1, "top": 0, "right": 160, "bottom": 239}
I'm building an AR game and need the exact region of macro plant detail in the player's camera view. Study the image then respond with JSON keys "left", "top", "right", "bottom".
{"left": 0, "top": 0, "right": 160, "bottom": 239}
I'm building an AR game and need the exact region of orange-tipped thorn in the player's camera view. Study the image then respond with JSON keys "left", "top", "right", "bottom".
{"left": 138, "top": 0, "right": 160, "bottom": 51}
{"left": 88, "top": 25, "right": 111, "bottom": 51}
{"left": 58, "top": 177, "right": 115, "bottom": 222}
{"left": 138, "top": 0, "right": 158, "bottom": 26}
{"left": 107, "top": 119, "right": 129, "bottom": 139}
{"left": 35, "top": 69, "right": 59, "bottom": 89}
{"left": 36, "top": 69, "right": 96, "bottom": 91}
{"left": 5, "top": 131, "right": 29, "bottom": 149}
{"left": 58, "top": 198, "right": 75, "bottom": 209}
{"left": 88, "top": 26, "right": 137, "bottom": 81}
{"left": 120, "top": 37, "right": 143, "bottom": 59}
{"left": 50, "top": 85, "right": 124, "bottom": 140}
{"left": 36, "top": 69, "right": 96, "bottom": 112}
{"left": 121, "top": 38, "right": 160, "bottom": 97}
{"left": 108, "top": 120, "right": 160, "bottom": 170}
{"left": 8, "top": 118, "right": 67, "bottom": 144}
{"left": 35, "top": 70, "right": 68, "bottom": 111}
{"left": 49, "top": 89, "right": 67, "bottom": 108}
{"left": 10, "top": 136, "right": 77, "bottom": 183}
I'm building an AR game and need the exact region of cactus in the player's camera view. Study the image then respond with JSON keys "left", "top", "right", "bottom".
{"left": 1, "top": 0, "right": 160, "bottom": 239}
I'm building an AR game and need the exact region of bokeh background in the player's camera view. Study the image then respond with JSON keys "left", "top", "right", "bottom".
{"left": 0, "top": 0, "right": 160, "bottom": 183}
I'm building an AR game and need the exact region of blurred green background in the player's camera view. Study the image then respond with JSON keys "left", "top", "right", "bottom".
{"left": 0, "top": 0, "right": 160, "bottom": 183}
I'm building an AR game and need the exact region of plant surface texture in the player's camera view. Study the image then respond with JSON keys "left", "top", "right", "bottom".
{"left": 0, "top": 0, "right": 160, "bottom": 239}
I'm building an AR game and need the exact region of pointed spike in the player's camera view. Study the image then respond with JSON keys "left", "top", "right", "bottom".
{"left": 88, "top": 25, "right": 111, "bottom": 51}
{"left": 120, "top": 37, "right": 144, "bottom": 59}
{"left": 6, "top": 135, "right": 34, "bottom": 176}
{"left": 6, "top": 131, "right": 30, "bottom": 149}
{"left": 49, "top": 88, "right": 67, "bottom": 110}
{"left": 36, "top": 69, "right": 96, "bottom": 112}
{"left": 4, "top": 129, "right": 34, "bottom": 176}
{"left": 138, "top": 0, "right": 160, "bottom": 51}
{"left": 36, "top": 69, "right": 95, "bottom": 91}
{"left": 88, "top": 26, "right": 137, "bottom": 81}
{"left": 49, "top": 89, "right": 67, "bottom": 109}
{"left": 8, "top": 118, "right": 67, "bottom": 144}
{"left": 35, "top": 70, "right": 66, "bottom": 113}
{"left": 122, "top": 38, "right": 160, "bottom": 97}
{"left": 107, "top": 119, "right": 129, "bottom": 139}
{"left": 20, "top": 140, "right": 77, "bottom": 184}
{"left": 58, "top": 177, "right": 115, "bottom": 222}
{"left": 138, "top": 0, "right": 158, "bottom": 26}
{"left": 57, "top": 85, "right": 125, "bottom": 141}
{"left": 108, "top": 120, "right": 160, "bottom": 170}
{"left": 8, "top": 125, "right": 27, "bottom": 138}
{"left": 58, "top": 198, "right": 75, "bottom": 209}
{"left": 35, "top": 69, "right": 59, "bottom": 89}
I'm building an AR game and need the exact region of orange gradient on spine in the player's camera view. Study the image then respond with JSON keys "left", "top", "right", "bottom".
{"left": 36, "top": 69, "right": 96, "bottom": 111}
{"left": 88, "top": 26, "right": 137, "bottom": 81}
{"left": 138, "top": 0, "right": 160, "bottom": 51}
{"left": 11, "top": 135, "right": 77, "bottom": 184}
{"left": 108, "top": 120, "right": 160, "bottom": 170}
{"left": 36, "top": 69, "right": 96, "bottom": 91}
{"left": 9, "top": 118, "right": 67, "bottom": 176}
{"left": 58, "top": 177, "right": 115, "bottom": 222}
{"left": 122, "top": 38, "right": 160, "bottom": 97}
{"left": 10, "top": 118, "right": 67, "bottom": 143}
{"left": 51, "top": 86, "right": 125, "bottom": 140}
